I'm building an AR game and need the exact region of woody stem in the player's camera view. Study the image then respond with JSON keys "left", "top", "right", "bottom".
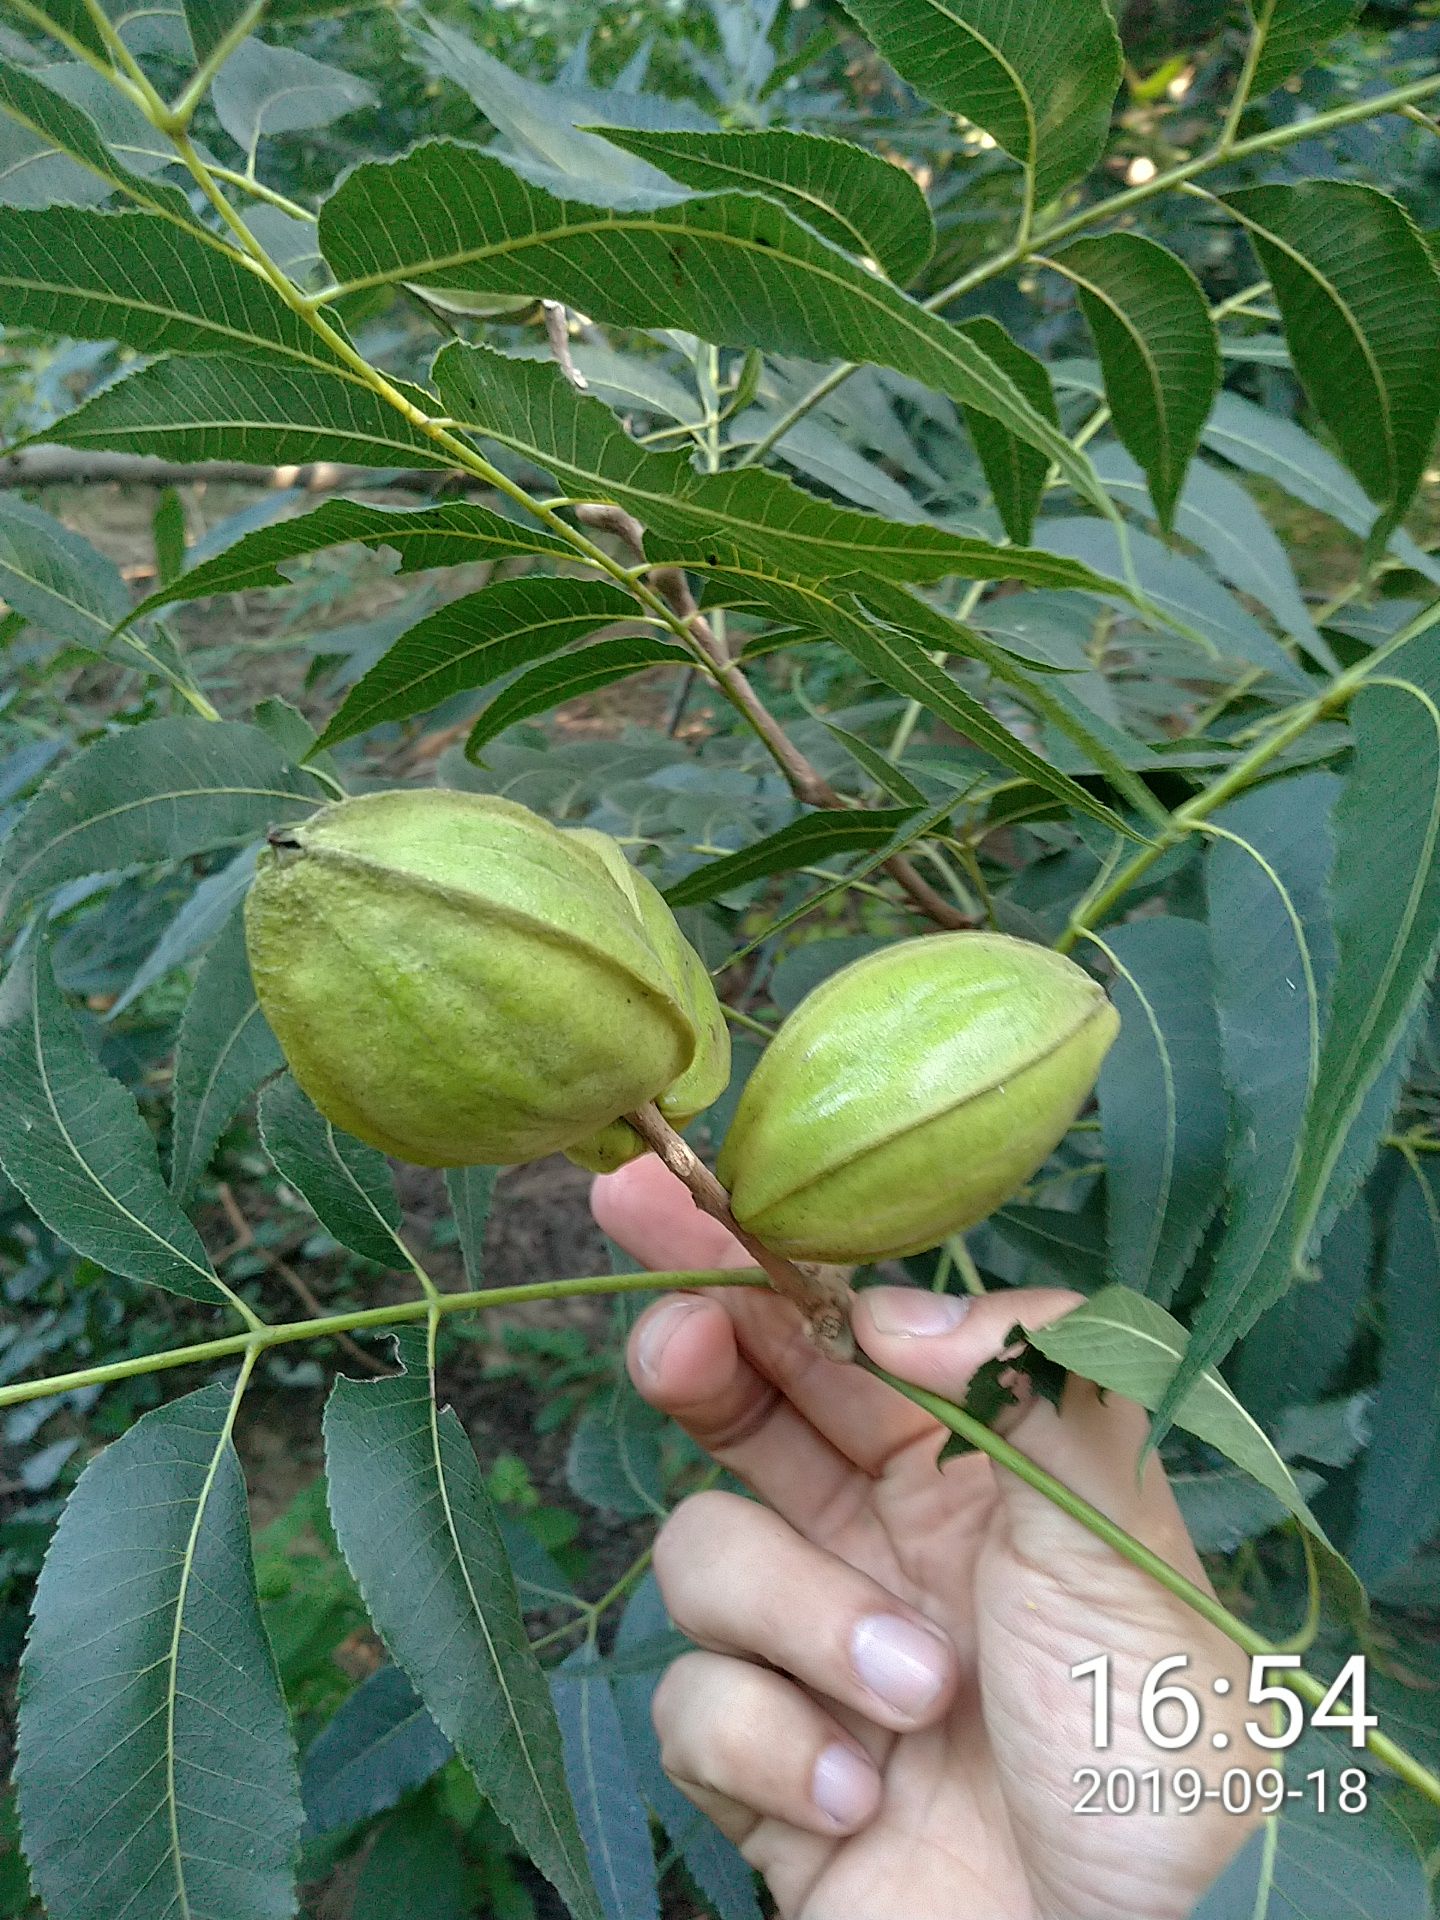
{"left": 624, "top": 1102, "right": 856, "bottom": 1361}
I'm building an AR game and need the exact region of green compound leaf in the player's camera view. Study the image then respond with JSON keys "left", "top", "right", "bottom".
{"left": 319, "top": 577, "right": 639, "bottom": 749}
{"left": 0, "top": 941, "right": 228, "bottom": 1306}
{"left": 825, "top": 723, "right": 930, "bottom": 806}
{"left": 0, "top": 717, "right": 318, "bottom": 931}
{"left": 551, "top": 1642, "right": 661, "bottom": 1920}
{"left": 721, "top": 794, "right": 963, "bottom": 968}
{"left": 664, "top": 806, "right": 922, "bottom": 907}
{"left": 351, "top": 1797, "right": 474, "bottom": 1920}
{"left": 3, "top": 0, "right": 114, "bottom": 59}
{"left": 28, "top": 355, "right": 454, "bottom": 471}
{"left": 350, "top": 1795, "right": 471, "bottom": 1920}
{"left": 566, "top": 1389, "right": 666, "bottom": 1522}
{"left": 1091, "top": 916, "right": 1227, "bottom": 1305}
{"left": 0, "top": 491, "right": 197, "bottom": 695}
{"left": 708, "top": 567, "right": 1156, "bottom": 834}
{"left": 444, "top": 1164, "right": 498, "bottom": 1288}
{"left": 1037, "top": 516, "right": 1307, "bottom": 688}
{"left": 435, "top": 343, "right": 1118, "bottom": 591}
{"left": 402, "top": 13, "right": 678, "bottom": 211}
{"left": 1090, "top": 445, "right": 1330, "bottom": 669}
{"left": 111, "top": 843, "right": 262, "bottom": 1019}
{"left": 211, "top": 36, "right": 375, "bottom": 163}
{"left": 323, "top": 146, "right": 1111, "bottom": 513}
{"left": 1169, "top": 635, "right": 1440, "bottom": 1426}
{"left": 1193, "top": 1776, "right": 1428, "bottom": 1920}
{"left": 123, "top": 497, "right": 572, "bottom": 627}
{"left": 612, "top": 1576, "right": 762, "bottom": 1920}
{"left": 1289, "top": 665, "right": 1440, "bottom": 1260}
{"left": 16, "top": 1382, "right": 303, "bottom": 1920}
{"left": 1024, "top": 1288, "right": 1313, "bottom": 1520}
{"left": 466, "top": 635, "right": 689, "bottom": 761}
{"left": 0, "top": 55, "right": 192, "bottom": 215}
{"left": 0, "top": 207, "right": 350, "bottom": 368}
{"left": 593, "top": 125, "right": 935, "bottom": 281}
{"left": 169, "top": 906, "right": 283, "bottom": 1203}
{"left": 1246, "top": 0, "right": 1363, "bottom": 98}
{"left": 0, "top": 491, "right": 128, "bottom": 651}
{"left": 1350, "top": 1162, "right": 1440, "bottom": 1585}
{"left": 1153, "top": 774, "right": 1336, "bottom": 1441}
{"left": 1199, "top": 390, "right": 1440, "bottom": 585}
{"left": 835, "top": 0, "right": 1123, "bottom": 210}
{"left": 325, "top": 1327, "right": 602, "bottom": 1920}
{"left": 1234, "top": 1198, "right": 1368, "bottom": 1425}
{"left": 953, "top": 316, "right": 1057, "bottom": 545}
{"left": 862, "top": 549, "right": 1157, "bottom": 772}
{"left": 302, "top": 1666, "right": 452, "bottom": 1835}
{"left": 1222, "top": 183, "right": 1440, "bottom": 547}
{"left": 182, "top": 0, "right": 260, "bottom": 64}
{"left": 1048, "top": 233, "right": 1219, "bottom": 531}
{"left": 258, "top": 1072, "right": 405, "bottom": 1270}
{"left": 1024, "top": 1286, "right": 1362, "bottom": 1614}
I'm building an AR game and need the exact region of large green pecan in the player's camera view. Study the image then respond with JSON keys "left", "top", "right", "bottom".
{"left": 718, "top": 933, "right": 1118, "bottom": 1263}
{"left": 245, "top": 789, "right": 713, "bottom": 1167}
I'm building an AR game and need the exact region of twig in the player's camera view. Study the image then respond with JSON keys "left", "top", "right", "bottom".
{"left": 575, "top": 504, "right": 971, "bottom": 931}
{"left": 665, "top": 667, "right": 698, "bottom": 735}
{"left": 0, "top": 448, "right": 461, "bottom": 493}
{"left": 624, "top": 1102, "right": 855, "bottom": 1361}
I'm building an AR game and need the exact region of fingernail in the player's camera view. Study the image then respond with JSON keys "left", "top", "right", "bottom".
{"left": 852, "top": 1613, "right": 951, "bottom": 1718}
{"left": 811, "top": 1743, "right": 879, "bottom": 1829}
{"left": 634, "top": 1298, "right": 702, "bottom": 1382}
{"left": 864, "top": 1287, "right": 971, "bottom": 1338}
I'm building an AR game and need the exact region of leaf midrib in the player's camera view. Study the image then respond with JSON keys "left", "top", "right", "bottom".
{"left": 423, "top": 1316, "right": 581, "bottom": 1898}
{"left": 900, "top": 0, "right": 1034, "bottom": 168}
{"left": 162, "top": 1366, "right": 253, "bottom": 1920}
{"left": 172, "top": 998, "right": 266, "bottom": 1199}
{"left": 602, "top": 135, "right": 879, "bottom": 263}
{"left": 1059, "top": 260, "right": 1177, "bottom": 495}
{"left": 323, "top": 1114, "right": 408, "bottom": 1255}
{"left": 336, "top": 178, "right": 1102, "bottom": 506}
{"left": 1090, "top": 934, "right": 1175, "bottom": 1291}
{"left": 1233, "top": 202, "right": 1398, "bottom": 499}
{"left": 446, "top": 383, "right": 1084, "bottom": 578}
{"left": 1031, "top": 1305, "right": 1287, "bottom": 1483}
{"left": 0, "top": 265, "right": 358, "bottom": 381}
{"left": 473, "top": 637, "right": 685, "bottom": 737}
{"left": 332, "top": 596, "right": 637, "bottom": 740}
{"left": 1, "top": 777, "right": 317, "bottom": 924}
{"left": 0, "top": 548, "right": 115, "bottom": 640}
{"left": 1292, "top": 678, "right": 1440, "bottom": 1243}
{"left": 1159, "top": 818, "right": 1323, "bottom": 1418}
{"left": 30, "top": 955, "right": 218, "bottom": 1290}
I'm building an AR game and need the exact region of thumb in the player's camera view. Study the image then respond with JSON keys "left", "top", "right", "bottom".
{"left": 853, "top": 1285, "right": 1206, "bottom": 1581}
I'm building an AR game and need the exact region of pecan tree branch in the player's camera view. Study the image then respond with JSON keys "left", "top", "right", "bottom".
{"left": 624, "top": 1103, "right": 854, "bottom": 1360}
{"left": 0, "top": 448, "right": 469, "bottom": 492}
{"left": 574, "top": 504, "right": 970, "bottom": 930}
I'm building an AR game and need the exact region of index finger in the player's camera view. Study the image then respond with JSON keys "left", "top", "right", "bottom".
{"left": 626, "top": 1290, "right": 868, "bottom": 1532}
{"left": 594, "top": 1156, "right": 939, "bottom": 1481}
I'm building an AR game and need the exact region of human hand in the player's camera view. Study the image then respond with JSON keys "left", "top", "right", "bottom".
{"left": 593, "top": 1155, "right": 1266, "bottom": 1920}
